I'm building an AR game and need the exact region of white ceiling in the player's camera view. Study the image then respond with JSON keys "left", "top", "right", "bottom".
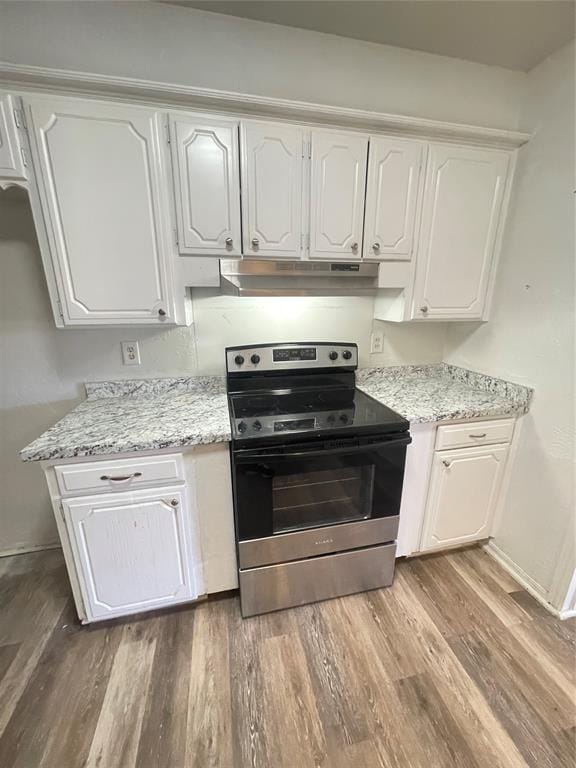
{"left": 164, "top": 0, "right": 576, "bottom": 71}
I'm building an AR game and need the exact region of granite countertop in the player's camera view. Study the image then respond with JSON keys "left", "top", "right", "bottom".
{"left": 20, "top": 377, "right": 231, "bottom": 462}
{"left": 20, "top": 365, "right": 533, "bottom": 463}
{"left": 357, "top": 363, "right": 533, "bottom": 424}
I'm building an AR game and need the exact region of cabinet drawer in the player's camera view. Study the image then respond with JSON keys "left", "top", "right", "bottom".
{"left": 435, "top": 419, "right": 514, "bottom": 451}
{"left": 55, "top": 454, "right": 184, "bottom": 496}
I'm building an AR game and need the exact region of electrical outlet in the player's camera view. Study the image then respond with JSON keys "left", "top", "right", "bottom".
{"left": 370, "top": 329, "right": 384, "bottom": 354}
{"left": 121, "top": 341, "right": 141, "bottom": 366}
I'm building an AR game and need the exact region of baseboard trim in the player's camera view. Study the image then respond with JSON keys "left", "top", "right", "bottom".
{"left": 0, "top": 542, "right": 61, "bottom": 558}
{"left": 483, "top": 541, "right": 565, "bottom": 620}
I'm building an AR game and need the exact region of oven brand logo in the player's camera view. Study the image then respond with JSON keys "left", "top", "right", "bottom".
{"left": 315, "top": 538, "right": 334, "bottom": 546}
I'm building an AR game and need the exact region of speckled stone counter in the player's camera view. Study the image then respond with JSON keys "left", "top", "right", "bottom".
{"left": 21, "top": 366, "right": 533, "bottom": 463}
{"left": 20, "top": 376, "right": 231, "bottom": 462}
{"left": 356, "top": 364, "right": 533, "bottom": 424}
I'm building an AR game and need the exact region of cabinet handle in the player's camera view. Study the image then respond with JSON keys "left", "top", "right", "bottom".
{"left": 420, "top": 306, "right": 428, "bottom": 314}
{"left": 351, "top": 242, "right": 359, "bottom": 252}
{"left": 469, "top": 433, "right": 487, "bottom": 438}
{"left": 442, "top": 460, "right": 452, "bottom": 468}
{"left": 158, "top": 308, "right": 166, "bottom": 317}
{"left": 169, "top": 498, "right": 179, "bottom": 507}
{"left": 225, "top": 237, "right": 233, "bottom": 249}
{"left": 251, "top": 237, "right": 260, "bottom": 249}
{"left": 372, "top": 242, "right": 381, "bottom": 252}
{"left": 100, "top": 472, "right": 143, "bottom": 482}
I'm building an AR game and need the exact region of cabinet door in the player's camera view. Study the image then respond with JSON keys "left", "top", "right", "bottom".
{"left": 412, "top": 145, "right": 510, "bottom": 320}
{"left": 363, "top": 137, "right": 424, "bottom": 260}
{"left": 421, "top": 444, "right": 509, "bottom": 552}
{"left": 0, "top": 91, "right": 26, "bottom": 182}
{"left": 63, "top": 487, "right": 197, "bottom": 621}
{"left": 240, "top": 121, "right": 305, "bottom": 258}
{"left": 26, "top": 96, "right": 176, "bottom": 325}
{"left": 171, "top": 116, "right": 241, "bottom": 256}
{"left": 309, "top": 130, "right": 368, "bottom": 260}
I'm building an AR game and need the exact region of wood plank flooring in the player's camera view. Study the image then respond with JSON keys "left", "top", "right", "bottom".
{"left": 0, "top": 547, "right": 574, "bottom": 768}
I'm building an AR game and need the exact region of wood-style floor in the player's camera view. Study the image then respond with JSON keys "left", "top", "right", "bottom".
{"left": 0, "top": 547, "right": 574, "bottom": 768}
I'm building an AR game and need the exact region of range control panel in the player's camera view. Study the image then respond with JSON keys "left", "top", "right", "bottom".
{"left": 233, "top": 408, "right": 356, "bottom": 440}
{"left": 226, "top": 343, "right": 358, "bottom": 373}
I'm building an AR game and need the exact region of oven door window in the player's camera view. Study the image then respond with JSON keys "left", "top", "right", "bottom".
{"left": 233, "top": 439, "right": 408, "bottom": 542}
{"left": 272, "top": 465, "right": 374, "bottom": 534}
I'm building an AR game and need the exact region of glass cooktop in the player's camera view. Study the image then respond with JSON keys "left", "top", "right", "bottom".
{"left": 228, "top": 387, "right": 408, "bottom": 442}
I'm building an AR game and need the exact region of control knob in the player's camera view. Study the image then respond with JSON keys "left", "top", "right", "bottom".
{"left": 234, "top": 355, "right": 245, "bottom": 366}
{"left": 339, "top": 414, "right": 349, "bottom": 424}
{"left": 253, "top": 420, "right": 263, "bottom": 431}
{"left": 251, "top": 354, "right": 261, "bottom": 364}
{"left": 342, "top": 350, "right": 352, "bottom": 360}
{"left": 329, "top": 351, "right": 339, "bottom": 361}
{"left": 326, "top": 414, "right": 336, "bottom": 424}
{"left": 237, "top": 421, "right": 247, "bottom": 433}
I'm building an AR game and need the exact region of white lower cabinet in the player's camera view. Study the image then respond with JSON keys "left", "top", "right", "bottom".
{"left": 420, "top": 443, "right": 509, "bottom": 552}
{"left": 63, "top": 486, "right": 198, "bottom": 622}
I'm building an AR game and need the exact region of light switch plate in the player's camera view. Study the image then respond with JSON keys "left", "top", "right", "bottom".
{"left": 121, "top": 341, "right": 141, "bottom": 365}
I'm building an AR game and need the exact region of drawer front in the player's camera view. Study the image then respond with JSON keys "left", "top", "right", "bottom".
{"left": 55, "top": 454, "right": 184, "bottom": 496}
{"left": 435, "top": 419, "right": 514, "bottom": 451}
{"left": 239, "top": 543, "right": 396, "bottom": 617}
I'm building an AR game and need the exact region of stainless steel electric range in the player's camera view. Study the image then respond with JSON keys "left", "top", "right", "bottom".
{"left": 226, "top": 342, "right": 411, "bottom": 617}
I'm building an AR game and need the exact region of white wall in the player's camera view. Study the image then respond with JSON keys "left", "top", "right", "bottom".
{"left": 444, "top": 42, "right": 576, "bottom": 607}
{"left": 0, "top": 1, "right": 526, "bottom": 130}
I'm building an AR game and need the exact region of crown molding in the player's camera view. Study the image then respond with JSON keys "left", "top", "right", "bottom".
{"left": 0, "top": 61, "right": 530, "bottom": 149}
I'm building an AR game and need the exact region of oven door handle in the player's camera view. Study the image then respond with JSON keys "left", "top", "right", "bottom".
{"left": 235, "top": 436, "right": 411, "bottom": 462}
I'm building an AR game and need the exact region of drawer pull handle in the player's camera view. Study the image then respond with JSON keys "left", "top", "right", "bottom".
{"left": 469, "top": 433, "right": 487, "bottom": 438}
{"left": 442, "top": 460, "right": 452, "bottom": 468}
{"left": 169, "top": 499, "right": 179, "bottom": 507}
{"left": 100, "top": 472, "right": 143, "bottom": 482}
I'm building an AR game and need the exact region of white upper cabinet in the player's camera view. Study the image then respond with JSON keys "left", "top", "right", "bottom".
{"left": 412, "top": 144, "right": 510, "bottom": 320}
{"left": 309, "top": 130, "right": 368, "bottom": 260}
{"left": 240, "top": 121, "right": 305, "bottom": 258}
{"left": 363, "top": 137, "right": 424, "bottom": 260}
{"left": 26, "top": 96, "right": 178, "bottom": 326}
{"left": 171, "top": 116, "right": 241, "bottom": 256}
{"left": 420, "top": 444, "right": 509, "bottom": 552}
{"left": 0, "top": 91, "right": 27, "bottom": 184}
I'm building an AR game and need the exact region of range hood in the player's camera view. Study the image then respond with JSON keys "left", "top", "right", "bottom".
{"left": 220, "top": 259, "right": 379, "bottom": 297}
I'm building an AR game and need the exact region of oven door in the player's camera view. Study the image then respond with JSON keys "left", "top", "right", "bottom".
{"left": 232, "top": 434, "right": 410, "bottom": 569}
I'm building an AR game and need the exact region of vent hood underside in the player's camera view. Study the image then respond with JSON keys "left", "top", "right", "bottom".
{"left": 220, "top": 259, "right": 379, "bottom": 297}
